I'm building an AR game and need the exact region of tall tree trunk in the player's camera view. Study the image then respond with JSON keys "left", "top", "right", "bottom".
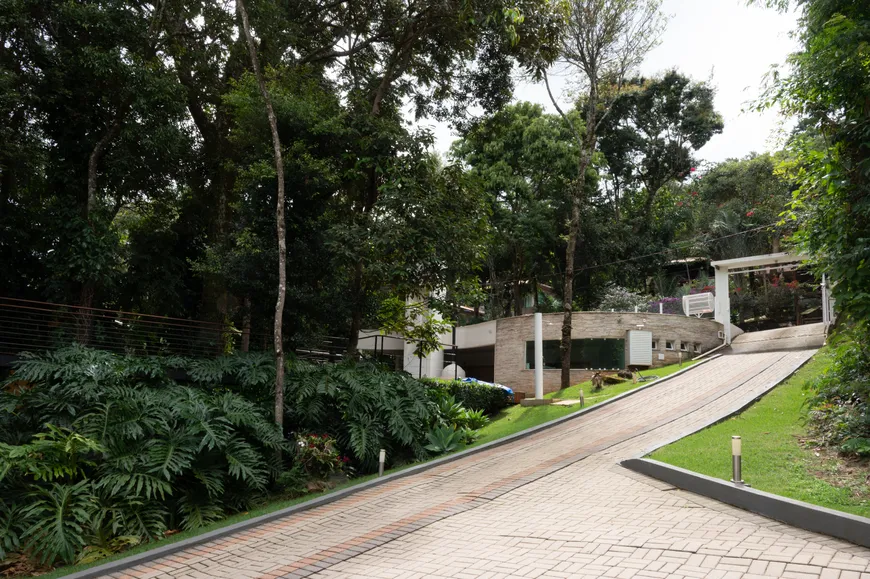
{"left": 533, "top": 277, "right": 540, "bottom": 311}
{"left": 544, "top": 71, "right": 598, "bottom": 390}
{"left": 345, "top": 43, "right": 413, "bottom": 356}
{"left": 512, "top": 252, "right": 524, "bottom": 316}
{"left": 560, "top": 164, "right": 587, "bottom": 390}
{"left": 241, "top": 296, "right": 251, "bottom": 352}
{"left": 77, "top": 111, "right": 126, "bottom": 344}
{"left": 237, "top": 0, "right": 286, "bottom": 430}
{"left": 346, "top": 261, "right": 364, "bottom": 357}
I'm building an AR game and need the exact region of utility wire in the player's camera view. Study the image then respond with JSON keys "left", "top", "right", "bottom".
{"left": 486, "top": 222, "right": 781, "bottom": 285}
{"left": 575, "top": 222, "right": 779, "bottom": 275}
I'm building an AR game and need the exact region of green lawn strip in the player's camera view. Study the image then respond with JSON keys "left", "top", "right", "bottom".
{"left": 650, "top": 349, "right": 870, "bottom": 519}
{"left": 470, "top": 359, "right": 698, "bottom": 447}
{"left": 42, "top": 359, "right": 696, "bottom": 578}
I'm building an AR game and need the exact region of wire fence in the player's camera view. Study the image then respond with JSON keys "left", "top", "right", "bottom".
{"left": 0, "top": 296, "right": 265, "bottom": 359}
{"left": 0, "top": 296, "right": 409, "bottom": 368}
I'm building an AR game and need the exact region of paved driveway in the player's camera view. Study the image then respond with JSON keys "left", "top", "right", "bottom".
{"left": 106, "top": 350, "right": 870, "bottom": 579}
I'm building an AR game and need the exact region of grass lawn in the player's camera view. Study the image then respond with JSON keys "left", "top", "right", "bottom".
{"left": 38, "top": 358, "right": 699, "bottom": 578}
{"left": 470, "top": 359, "right": 698, "bottom": 447}
{"left": 650, "top": 348, "right": 870, "bottom": 519}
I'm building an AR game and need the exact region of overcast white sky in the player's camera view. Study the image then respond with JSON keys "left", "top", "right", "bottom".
{"left": 427, "top": 0, "right": 799, "bottom": 163}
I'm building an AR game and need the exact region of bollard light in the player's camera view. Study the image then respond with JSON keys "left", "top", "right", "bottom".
{"left": 731, "top": 436, "right": 744, "bottom": 485}
{"left": 378, "top": 448, "right": 386, "bottom": 477}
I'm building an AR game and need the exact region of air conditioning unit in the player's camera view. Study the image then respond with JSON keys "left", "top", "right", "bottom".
{"left": 682, "top": 292, "right": 715, "bottom": 317}
{"left": 626, "top": 330, "right": 653, "bottom": 366}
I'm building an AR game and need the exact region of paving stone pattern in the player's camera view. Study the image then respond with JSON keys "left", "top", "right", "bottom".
{"left": 106, "top": 350, "right": 870, "bottom": 579}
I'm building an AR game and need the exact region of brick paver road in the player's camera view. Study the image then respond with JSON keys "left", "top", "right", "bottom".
{"left": 108, "top": 350, "right": 870, "bottom": 579}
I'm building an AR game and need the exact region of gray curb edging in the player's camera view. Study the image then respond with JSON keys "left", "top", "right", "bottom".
{"left": 60, "top": 357, "right": 718, "bottom": 579}
{"left": 621, "top": 349, "right": 870, "bottom": 550}
{"left": 621, "top": 458, "right": 870, "bottom": 549}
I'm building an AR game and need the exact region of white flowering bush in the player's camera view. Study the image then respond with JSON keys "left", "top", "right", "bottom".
{"left": 596, "top": 285, "right": 652, "bottom": 312}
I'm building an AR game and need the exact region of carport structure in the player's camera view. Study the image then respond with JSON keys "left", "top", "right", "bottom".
{"left": 712, "top": 252, "right": 832, "bottom": 344}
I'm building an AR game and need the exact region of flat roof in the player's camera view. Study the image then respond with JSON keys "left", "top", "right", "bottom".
{"left": 711, "top": 252, "right": 808, "bottom": 270}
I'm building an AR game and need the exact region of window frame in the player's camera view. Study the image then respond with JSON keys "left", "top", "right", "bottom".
{"left": 665, "top": 340, "right": 674, "bottom": 351}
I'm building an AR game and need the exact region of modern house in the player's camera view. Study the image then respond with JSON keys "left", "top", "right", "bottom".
{"left": 360, "top": 310, "right": 727, "bottom": 395}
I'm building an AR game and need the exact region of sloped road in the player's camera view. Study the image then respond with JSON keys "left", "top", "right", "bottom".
{"left": 105, "top": 350, "right": 870, "bottom": 579}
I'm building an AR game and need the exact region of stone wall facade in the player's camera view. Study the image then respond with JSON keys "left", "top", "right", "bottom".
{"left": 493, "top": 312, "right": 723, "bottom": 395}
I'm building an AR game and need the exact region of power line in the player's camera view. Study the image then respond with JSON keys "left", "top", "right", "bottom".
{"left": 574, "top": 222, "right": 779, "bottom": 275}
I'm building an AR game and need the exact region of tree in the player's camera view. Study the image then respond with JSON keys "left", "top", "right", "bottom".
{"left": 541, "top": 0, "right": 666, "bottom": 389}
{"left": 235, "top": 0, "right": 286, "bottom": 429}
{"left": 333, "top": 0, "right": 565, "bottom": 356}
{"left": 689, "top": 153, "right": 792, "bottom": 259}
{"left": 0, "top": 1, "right": 190, "bottom": 319}
{"left": 451, "top": 102, "right": 578, "bottom": 318}
{"left": 597, "top": 70, "right": 723, "bottom": 227}
{"left": 756, "top": 0, "right": 870, "bottom": 328}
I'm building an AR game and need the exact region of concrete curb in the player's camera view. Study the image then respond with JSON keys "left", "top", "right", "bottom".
{"left": 621, "top": 458, "right": 870, "bottom": 549}
{"left": 621, "top": 349, "right": 870, "bottom": 550}
{"left": 60, "top": 356, "right": 718, "bottom": 579}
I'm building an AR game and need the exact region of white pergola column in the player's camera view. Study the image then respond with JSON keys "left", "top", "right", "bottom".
{"left": 714, "top": 266, "right": 731, "bottom": 344}
{"left": 711, "top": 253, "right": 809, "bottom": 345}
{"left": 534, "top": 313, "right": 543, "bottom": 399}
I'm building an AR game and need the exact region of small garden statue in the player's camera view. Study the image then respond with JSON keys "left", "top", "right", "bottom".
{"left": 591, "top": 372, "right": 604, "bottom": 392}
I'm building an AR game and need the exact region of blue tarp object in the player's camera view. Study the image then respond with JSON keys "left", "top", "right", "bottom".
{"left": 461, "top": 377, "right": 513, "bottom": 396}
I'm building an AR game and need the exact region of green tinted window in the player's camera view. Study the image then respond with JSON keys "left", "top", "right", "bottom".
{"left": 525, "top": 339, "right": 625, "bottom": 370}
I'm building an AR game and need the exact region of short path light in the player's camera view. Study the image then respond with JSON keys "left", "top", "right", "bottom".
{"left": 731, "top": 436, "right": 745, "bottom": 485}
{"left": 378, "top": 448, "right": 386, "bottom": 477}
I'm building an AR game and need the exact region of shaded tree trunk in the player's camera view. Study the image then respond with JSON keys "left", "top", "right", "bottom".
{"left": 512, "top": 252, "right": 524, "bottom": 316}
{"left": 76, "top": 108, "right": 127, "bottom": 344}
{"left": 241, "top": 296, "right": 251, "bottom": 352}
{"left": 346, "top": 35, "right": 416, "bottom": 356}
{"left": 237, "top": 0, "right": 286, "bottom": 430}
{"left": 346, "top": 261, "right": 364, "bottom": 357}
{"left": 546, "top": 70, "right": 598, "bottom": 391}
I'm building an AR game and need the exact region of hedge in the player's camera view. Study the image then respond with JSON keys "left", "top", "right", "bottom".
{"left": 423, "top": 378, "right": 512, "bottom": 415}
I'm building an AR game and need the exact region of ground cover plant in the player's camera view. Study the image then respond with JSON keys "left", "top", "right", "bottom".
{"left": 0, "top": 345, "right": 690, "bottom": 575}
{"left": 421, "top": 379, "right": 513, "bottom": 415}
{"left": 805, "top": 335, "right": 870, "bottom": 458}
{"left": 0, "top": 347, "right": 495, "bottom": 574}
{"left": 651, "top": 347, "right": 870, "bottom": 518}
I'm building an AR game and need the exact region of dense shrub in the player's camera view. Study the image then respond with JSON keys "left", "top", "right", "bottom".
{"left": 807, "top": 337, "right": 870, "bottom": 457}
{"left": 0, "top": 348, "right": 473, "bottom": 568}
{"left": 0, "top": 346, "right": 287, "bottom": 566}
{"left": 423, "top": 379, "right": 511, "bottom": 415}
{"left": 284, "top": 361, "right": 437, "bottom": 471}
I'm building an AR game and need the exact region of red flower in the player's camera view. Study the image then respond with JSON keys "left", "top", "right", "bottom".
{"left": 342, "top": 456, "right": 350, "bottom": 463}
{"left": 676, "top": 201, "right": 684, "bottom": 207}
{"left": 690, "top": 167, "right": 697, "bottom": 172}
{"left": 735, "top": 287, "right": 742, "bottom": 293}
{"left": 746, "top": 210, "right": 754, "bottom": 217}
{"left": 690, "top": 191, "right": 699, "bottom": 196}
